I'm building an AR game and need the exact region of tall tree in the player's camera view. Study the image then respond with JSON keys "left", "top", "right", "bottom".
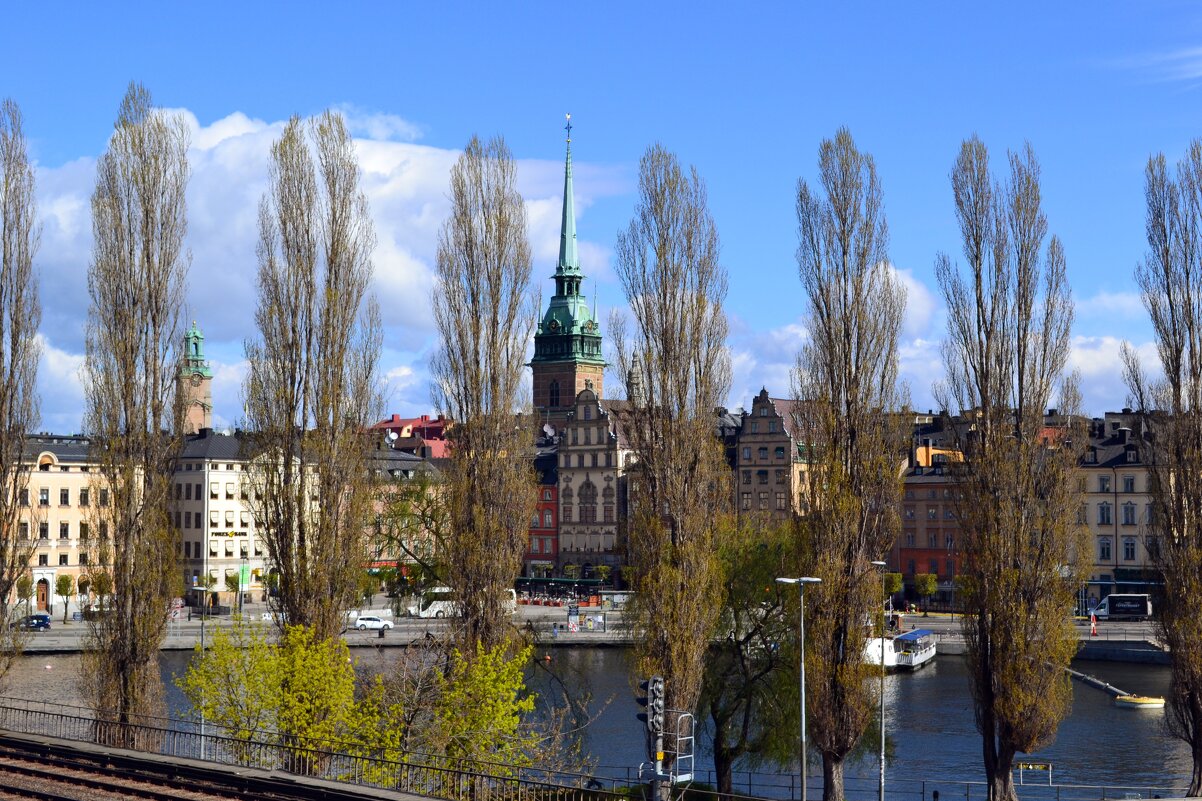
{"left": 245, "top": 112, "right": 382, "bottom": 642}
{"left": 0, "top": 99, "right": 40, "bottom": 679}
{"left": 430, "top": 135, "right": 537, "bottom": 653}
{"left": 611, "top": 143, "right": 732, "bottom": 756}
{"left": 792, "top": 128, "right": 907, "bottom": 801}
{"left": 935, "top": 137, "right": 1083, "bottom": 801}
{"left": 1122, "top": 143, "right": 1202, "bottom": 796}
{"left": 83, "top": 82, "right": 189, "bottom": 731}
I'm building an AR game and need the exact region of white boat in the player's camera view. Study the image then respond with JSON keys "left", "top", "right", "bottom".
{"left": 864, "top": 629, "right": 937, "bottom": 671}
{"left": 1114, "top": 694, "right": 1165, "bottom": 709}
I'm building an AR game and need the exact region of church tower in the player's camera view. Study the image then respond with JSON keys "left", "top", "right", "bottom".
{"left": 530, "top": 115, "right": 605, "bottom": 429}
{"left": 180, "top": 321, "right": 213, "bottom": 434}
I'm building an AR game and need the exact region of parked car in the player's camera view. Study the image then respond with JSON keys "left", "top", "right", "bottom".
{"left": 12, "top": 614, "right": 50, "bottom": 631}
{"left": 354, "top": 615, "right": 393, "bottom": 631}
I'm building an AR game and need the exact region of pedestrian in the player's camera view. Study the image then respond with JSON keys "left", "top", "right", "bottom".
{"left": 552, "top": 622, "right": 559, "bottom": 639}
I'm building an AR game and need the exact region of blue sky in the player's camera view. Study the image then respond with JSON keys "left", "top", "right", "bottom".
{"left": 4, "top": 3, "right": 1202, "bottom": 431}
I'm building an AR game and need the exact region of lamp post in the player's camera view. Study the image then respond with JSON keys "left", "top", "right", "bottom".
{"left": 239, "top": 554, "right": 249, "bottom": 617}
{"left": 777, "top": 576, "right": 822, "bottom": 801}
{"left": 871, "top": 560, "right": 888, "bottom": 801}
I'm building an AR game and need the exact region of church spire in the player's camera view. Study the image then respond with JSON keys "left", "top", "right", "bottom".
{"left": 557, "top": 113, "right": 579, "bottom": 274}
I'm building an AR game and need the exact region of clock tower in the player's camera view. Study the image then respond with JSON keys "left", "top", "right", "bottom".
{"left": 530, "top": 116, "right": 605, "bottom": 429}
{"left": 180, "top": 321, "right": 213, "bottom": 434}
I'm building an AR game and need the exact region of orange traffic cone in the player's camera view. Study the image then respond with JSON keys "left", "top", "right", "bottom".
{"left": 1090, "top": 613, "right": 1097, "bottom": 637}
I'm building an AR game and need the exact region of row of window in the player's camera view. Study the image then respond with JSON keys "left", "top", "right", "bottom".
{"left": 904, "top": 506, "right": 957, "bottom": 521}
{"left": 562, "top": 506, "right": 615, "bottom": 523}
{"left": 20, "top": 487, "right": 107, "bottom": 507}
{"left": 740, "top": 491, "right": 789, "bottom": 511}
{"left": 181, "top": 540, "right": 262, "bottom": 559}
{"left": 1098, "top": 536, "right": 1151, "bottom": 562}
{"left": 1090, "top": 475, "right": 1140, "bottom": 493}
{"left": 531, "top": 510, "right": 555, "bottom": 528}
{"left": 36, "top": 553, "right": 90, "bottom": 566}
{"left": 568, "top": 425, "right": 608, "bottom": 446}
{"left": 740, "top": 446, "right": 787, "bottom": 462}
{"left": 1083, "top": 502, "right": 1149, "bottom": 526}
{"left": 742, "top": 469, "right": 788, "bottom": 485}
{"left": 174, "top": 510, "right": 255, "bottom": 530}
{"left": 561, "top": 452, "right": 614, "bottom": 468}
{"left": 528, "top": 536, "right": 556, "bottom": 554}
{"left": 902, "top": 531, "right": 956, "bottom": 549}
{"left": 904, "top": 559, "right": 957, "bottom": 579}
{"left": 20, "top": 521, "right": 107, "bottom": 540}
{"left": 746, "top": 419, "right": 778, "bottom": 434}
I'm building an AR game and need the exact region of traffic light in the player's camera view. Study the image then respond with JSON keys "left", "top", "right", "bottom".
{"left": 636, "top": 675, "right": 665, "bottom": 734}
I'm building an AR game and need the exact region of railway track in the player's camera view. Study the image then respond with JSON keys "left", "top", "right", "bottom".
{"left": 0, "top": 733, "right": 412, "bottom": 801}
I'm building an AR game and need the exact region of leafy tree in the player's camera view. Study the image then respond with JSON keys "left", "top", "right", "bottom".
{"left": 15, "top": 575, "right": 31, "bottom": 614}
{"left": 224, "top": 571, "right": 240, "bottom": 603}
{"left": 594, "top": 565, "right": 611, "bottom": 586}
{"left": 794, "top": 128, "right": 907, "bottom": 800}
{"left": 935, "top": 136, "right": 1084, "bottom": 801}
{"left": 431, "top": 135, "right": 538, "bottom": 653}
{"left": 55, "top": 574, "right": 75, "bottom": 624}
{"left": 611, "top": 144, "right": 732, "bottom": 760}
{"left": 698, "top": 518, "right": 799, "bottom": 796}
{"left": 244, "top": 111, "right": 382, "bottom": 642}
{"left": 83, "top": 82, "right": 189, "bottom": 735}
{"left": 1123, "top": 141, "right": 1202, "bottom": 796}
{"left": 914, "top": 574, "right": 938, "bottom": 613}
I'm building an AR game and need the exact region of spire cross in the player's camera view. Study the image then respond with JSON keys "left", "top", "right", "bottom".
{"left": 565, "top": 113, "right": 572, "bottom": 142}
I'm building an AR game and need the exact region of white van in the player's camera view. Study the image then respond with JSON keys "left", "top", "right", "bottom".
{"left": 406, "top": 587, "right": 517, "bottom": 618}
{"left": 1093, "top": 594, "right": 1152, "bottom": 621}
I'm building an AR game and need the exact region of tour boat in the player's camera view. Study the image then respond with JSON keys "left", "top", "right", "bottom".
{"left": 863, "top": 629, "right": 937, "bottom": 670}
{"left": 1114, "top": 694, "right": 1165, "bottom": 709}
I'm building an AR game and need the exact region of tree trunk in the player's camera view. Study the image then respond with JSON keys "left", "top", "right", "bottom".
{"left": 1190, "top": 729, "right": 1202, "bottom": 798}
{"left": 821, "top": 753, "right": 845, "bottom": 801}
{"left": 712, "top": 725, "right": 735, "bottom": 797}
{"left": 986, "top": 741, "right": 1018, "bottom": 801}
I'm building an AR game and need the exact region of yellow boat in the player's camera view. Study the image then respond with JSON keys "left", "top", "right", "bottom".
{"left": 1114, "top": 694, "right": 1165, "bottom": 709}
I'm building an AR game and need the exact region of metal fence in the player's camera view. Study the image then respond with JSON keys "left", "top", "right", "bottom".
{"left": 0, "top": 697, "right": 1187, "bottom": 801}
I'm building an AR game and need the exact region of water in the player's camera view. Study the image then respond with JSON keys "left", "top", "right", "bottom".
{"left": 3, "top": 649, "right": 1191, "bottom": 791}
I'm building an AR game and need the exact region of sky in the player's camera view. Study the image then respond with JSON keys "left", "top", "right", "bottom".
{"left": 4, "top": 3, "right": 1202, "bottom": 433}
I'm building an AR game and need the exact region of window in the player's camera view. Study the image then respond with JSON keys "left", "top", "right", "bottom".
{"left": 209, "top": 511, "right": 219, "bottom": 527}
{"left": 549, "top": 380, "right": 560, "bottom": 407}
{"left": 79, "top": 553, "right": 88, "bottom": 566}
{"left": 18, "top": 522, "right": 27, "bottom": 539}
{"left": 1099, "top": 538, "right": 1112, "bottom": 561}
{"left": 741, "top": 492, "right": 751, "bottom": 510}
{"left": 99, "top": 488, "right": 109, "bottom": 507}
{"left": 1077, "top": 505, "right": 1087, "bottom": 525}
{"left": 38, "top": 554, "right": 47, "bottom": 566}
{"left": 775, "top": 469, "right": 785, "bottom": 485}
{"left": 174, "top": 511, "right": 181, "bottom": 528}
{"left": 927, "top": 507, "right": 937, "bottom": 520}
{"left": 929, "top": 559, "right": 939, "bottom": 575}
{"left": 946, "top": 559, "right": 955, "bottom": 578}
{"left": 79, "top": 488, "right": 89, "bottom": 507}
{"left": 750, "top": 422, "right": 758, "bottom": 433}
{"left": 225, "top": 483, "right": 235, "bottom": 499}
{"left": 928, "top": 533, "right": 937, "bottom": 547}
{"left": 742, "top": 470, "right": 751, "bottom": 485}
{"left": 530, "top": 537, "right": 540, "bottom": 554}
{"left": 58, "top": 554, "right": 68, "bottom": 566}
{"left": 1098, "top": 476, "right": 1111, "bottom": 493}
{"left": 944, "top": 508, "right": 955, "bottom": 520}
{"left": 946, "top": 534, "right": 955, "bottom": 550}
{"left": 210, "top": 482, "right": 219, "bottom": 499}
{"left": 742, "top": 447, "right": 751, "bottom": 460}
{"left": 907, "top": 559, "right": 916, "bottom": 575}
{"left": 1098, "top": 503, "right": 1112, "bottom": 525}
{"left": 194, "top": 483, "right": 201, "bottom": 500}
{"left": 591, "top": 453, "right": 598, "bottom": 468}
{"left": 59, "top": 522, "right": 68, "bottom": 539}
{"left": 185, "top": 483, "right": 192, "bottom": 501}
{"left": 174, "top": 484, "right": 182, "bottom": 500}
{"left": 240, "top": 511, "right": 249, "bottom": 527}
{"left": 1122, "top": 503, "right": 1137, "bottom": 526}
{"left": 584, "top": 405, "right": 592, "bottom": 421}
{"left": 758, "top": 447, "right": 768, "bottom": 460}
{"left": 1123, "top": 538, "right": 1137, "bottom": 561}
{"left": 576, "top": 454, "right": 584, "bottom": 468}
{"left": 38, "top": 488, "right": 48, "bottom": 507}
{"left": 59, "top": 488, "right": 69, "bottom": 506}
{"left": 100, "top": 522, "right": 108, "bottom": 540}
{"left": 79, "top": 522, "right": 89, "bottom": 540}
{"left": 1147, "top": 537, "right": 1160, "bottom": 560}
{"left": 904, "top": 507, "right": 915, "bottom": 520}
{"left": 19, "top": 489, "right": 28, "bottom": 507}
{"left": 760, "top": 407, "right": 767, "bottom": 417}
{"left": 757, "top": 470, "right": 768, "bottom": 484}
{"left": 563, "top": 506, "right": 572, "bottom": 523}
{"left": 904, "top": 490, "right": 914, "bottom": 500}
{"left": 543, "top": 510, "right": 553, "bottom": 527}
{"left": 758, "top": 491, "right": 768, "bottom": 509}
{"left": 775, "top": 446, "right": 786, "bottom": 459}
{"left": 1122, "top": 475, "right": 1136, "bottom": 493}
{"left": 776, "top": 492, "right": 786, "bottom": 510}
{"left": 905, "top": 530, "right": 915, "bottom": 546}
{"left": 543, "top": 489, "right": 552, "bottom": 501}
{"left": 531, "top": 513, "right": 540, "bottom": 528}
{"left": 769, "top": 420, "right": 776, "bottom": 433}
{"left": 38, "top": 522, "right": 47, "bottom": 539}
{"left": 604, "top": 505, "right": 614, "bottom": 522}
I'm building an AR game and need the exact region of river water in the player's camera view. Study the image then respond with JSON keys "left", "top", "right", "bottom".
{"left": 2, "top": 649, "right": 1190, "bottom": 793}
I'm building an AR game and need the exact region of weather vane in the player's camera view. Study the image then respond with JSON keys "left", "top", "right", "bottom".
{"left": 565, "top": 113, "right": 572, "bottom": 142}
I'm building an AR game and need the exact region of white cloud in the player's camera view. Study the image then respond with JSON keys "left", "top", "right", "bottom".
{"left": 1113, "top": 47, "right": 1202, "bottom": 84}
{"left": 889, "top": 265, "right": 940, "bottom": 339}
{"left": 31, "top": 107, "right": 626, "bottom": 432}
{"left": 1075, "top": 290, "right": 1145, "bottom": 324}
{"left": 1068, "top": 335, "right": 1160, "bottom": 416}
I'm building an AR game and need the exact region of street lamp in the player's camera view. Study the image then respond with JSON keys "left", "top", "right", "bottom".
{"left": 871, "top": 560, "right": 888, "bottom": 801}
{"left": 777, "top": 576, "right": 822, "bottom": 801}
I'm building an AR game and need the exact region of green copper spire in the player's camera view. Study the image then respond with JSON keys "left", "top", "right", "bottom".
{"left": 557, "top": 113, "right": 579, "bottom": 274}
{"left": 181, "top": 320, "right": 213, "bottom": 378}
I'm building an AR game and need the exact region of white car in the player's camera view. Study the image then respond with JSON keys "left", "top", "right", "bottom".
{"left": 355, "top": 615, "right": 393, "bottom": 631}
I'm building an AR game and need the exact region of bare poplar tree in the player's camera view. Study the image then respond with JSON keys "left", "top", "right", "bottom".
{"left": 792, "top": 128, "right": 907, "bottom": 801}
{"left": 1122, "top": 143, "right": 1202, "bottom": 795}
{"left": 431, "top": 135, "right": 537, "bottom": 653}
{"left": 935, "top": 137, "right": 1084, "bottom": 801}
{"left": 82, "top": 82, "right": 189, "bottom": 731}
{"left": 610, "top": 143, "right": 732, "bottom": 745}
{"left": 245, "top": 112, "right": 382, "bottom": 643}
{"left": 0, "top": 99, "right": 42, "bottom": 677}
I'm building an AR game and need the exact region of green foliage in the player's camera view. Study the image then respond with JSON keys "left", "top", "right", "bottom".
{"left": 594, "top": 565, "right": 611, "bottom": 585}
{"left": 55, "top": 575, "right": 75, "bottom": 623}
{"left": 915, "top": 573, "right": 938, "bottom": 602}
{"left": 421, "top": 643, "right": 538, "bottom": 771}
{"left": 562, "top": 563, "right": 580, "bottom": 579}
{"left": 224, "top": 571, "right": 240, "bottom": 596}
{"left": 884, "top": 573, "right": 903, "bottom": 597}
{"left": 15, "top": 575, "right": 31, "bottom": 611}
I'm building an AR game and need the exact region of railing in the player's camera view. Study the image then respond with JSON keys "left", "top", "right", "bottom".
{"left": 0, "top": 697, "right": 1188, "bottom": 801}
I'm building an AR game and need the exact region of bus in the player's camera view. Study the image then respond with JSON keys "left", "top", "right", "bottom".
{"left": 406, "top": 587, "right": 517, "bottom": 618}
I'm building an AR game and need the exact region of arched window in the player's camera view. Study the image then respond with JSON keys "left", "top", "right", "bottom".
{"left": 549, "top": 380, "right": 561, "bottom": 407}
{"left": 543, "top": 510, "right": 553, "bottom": 527}
{"left": 580, "top": 479, "right": 598, "bottom": 523}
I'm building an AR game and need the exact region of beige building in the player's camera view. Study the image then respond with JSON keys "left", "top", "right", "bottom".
{"left": 734, "top": 389, "right": 808, "bottom": 520}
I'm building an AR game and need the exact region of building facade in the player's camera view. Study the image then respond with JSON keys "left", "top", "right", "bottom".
{"left": 734, "top": 390, "right": 807, "bottom": 520}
